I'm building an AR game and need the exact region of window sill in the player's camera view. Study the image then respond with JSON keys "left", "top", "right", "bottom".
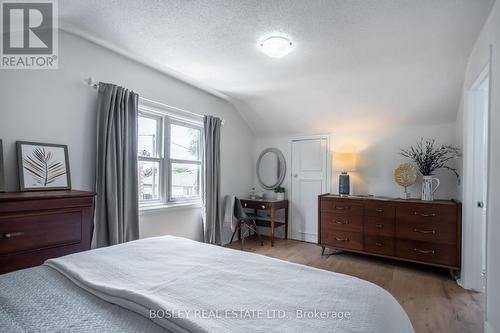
{"left": 139, "top": 202, "right": 201, "bottom": 215}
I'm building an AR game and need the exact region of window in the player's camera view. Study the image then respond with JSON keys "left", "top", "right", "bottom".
{"left": 138, "top": 107, "right": 202, "bottom": 207}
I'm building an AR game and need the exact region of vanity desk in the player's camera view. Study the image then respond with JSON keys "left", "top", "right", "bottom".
{"left": 240, "top": 198, "right": 289, "bottom": 246}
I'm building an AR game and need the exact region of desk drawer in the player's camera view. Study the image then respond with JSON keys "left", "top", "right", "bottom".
{"left": 321, "top": 229, "right": 363, "bottom": 251}
{"left": 321, "top": 212, "right": 363, "bottom": 232}
{"left": 241, "top": 201, "right": 269, "bottom": 210}
{"left": 321, "top": 200, "right": 364, "bottom": 215}
{"left": 0, "top": 210, "right": 82, "bottom": 255}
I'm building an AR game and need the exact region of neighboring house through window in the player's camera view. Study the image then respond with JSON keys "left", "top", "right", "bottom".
{"left": 137, "top": 102, "right": 202, "bottom": 207}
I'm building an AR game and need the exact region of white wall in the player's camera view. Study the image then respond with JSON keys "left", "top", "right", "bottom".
{"left": 0, "top": 30, "right": 254, "bottom": 243}
{"left": 253, "top": 122, "right": 459, "bottom": 240}
{"left": 254, "top": 121, "right": 459, "bottom": 201}
{"left": 458, "top": 1, "right": 500, "bottom": 331}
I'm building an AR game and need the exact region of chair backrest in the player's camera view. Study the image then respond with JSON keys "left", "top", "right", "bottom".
{"left": 233, "top": 197, "right": 249, "bottom": 220}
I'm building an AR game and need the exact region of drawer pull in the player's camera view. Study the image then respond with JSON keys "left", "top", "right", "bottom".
{"left": 335, "top": 219, "right": 349, "bottom": 225}
{"left": 375, "top": 241, "right": 383, "bottom": 247}
{"left": 261, "top": 205, "right": 266, "bottom": 209}
{"left": 0, "top": 231, "right": 25, "bottom": 239}
{"left": 376, "top": 208, "right": 384, "bottom": 213}
{"left": 335, "top": 237, "right": 349, "bottom": 242}
{"left": 413, "top": 248, "right": 435, "bottom": 254}
{"left": 413, "top": 212, "right": 436, "bottom": 217}
{"left": 244, "top": 203, "right": 248, "bottom": 207}
{"left": 414, "top": 228, "right": 436, "bottom": 234}
{"left": 375, "top": 223, "right": 383, "bottom": 228}
{"left": 335, "top": 206, "right": 350, "bottom": 210}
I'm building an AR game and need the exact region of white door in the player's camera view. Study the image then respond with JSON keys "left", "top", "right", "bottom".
{"left": 290, "top": 138, "right": 329, "bottom": 242}
{"left": 463, "top": 68, "right": 490, "bottom": 292}
{"left": 472, "top": 78, "right": 489, "bottom": 290}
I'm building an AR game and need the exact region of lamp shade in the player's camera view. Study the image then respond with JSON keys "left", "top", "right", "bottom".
{"left": 334, "top": 152, "right": 357, "bottom": 172}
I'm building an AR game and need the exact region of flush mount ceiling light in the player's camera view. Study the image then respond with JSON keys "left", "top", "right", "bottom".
{"left": 259, "top": 36, "right": 293, "bottom": 58}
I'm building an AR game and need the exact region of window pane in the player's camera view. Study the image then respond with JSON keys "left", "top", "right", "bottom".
{"left": 171, "top": 163, "right": 200, "bottom": 200}
{"left": 138, "top": 160, "right": 160, "bottom": 201}
{"left": 138, "top": 116, "right": 159, "bottom": 157}
{"left": 170, "top": 124, "right": 200, "bottom": 161}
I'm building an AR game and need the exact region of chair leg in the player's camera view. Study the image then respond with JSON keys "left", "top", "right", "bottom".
{"left": 229, "top": 226, "right": 238, "bottom": 244}
{"left": 252, "top": 220, "right": 263, "bottom": 246}
{"left": 240, "top": 224, "right": 245, "bottom": 250}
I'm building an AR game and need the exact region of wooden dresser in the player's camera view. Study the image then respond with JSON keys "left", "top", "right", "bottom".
{"left": 0, "top": 190, "right": 95, "bottom": 274}
{"left": 318, "top": 194, "right": 462, "bottom": 276}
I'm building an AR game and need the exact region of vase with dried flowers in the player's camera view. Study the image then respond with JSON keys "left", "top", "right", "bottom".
{"left": 400, "top": 138, "right": 461, "bottom": 201}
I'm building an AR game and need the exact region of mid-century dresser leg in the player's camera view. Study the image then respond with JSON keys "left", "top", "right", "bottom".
{"left": 321, "top": 246, "right": 326, "bottom": 256}
{"left": 449, "top": 269, "right": 457, "bottom": 280}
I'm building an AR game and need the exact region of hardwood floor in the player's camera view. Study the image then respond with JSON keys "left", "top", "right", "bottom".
{"left": 226, "top": 237, "right": 483, "bottom": 333}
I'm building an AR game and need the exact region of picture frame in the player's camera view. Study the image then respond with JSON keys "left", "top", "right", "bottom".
{"left": 0, "top": 139, "right": 4, "bottom": 192}
{"left": 16, "top": 141, "right": 71, "bottom": 191}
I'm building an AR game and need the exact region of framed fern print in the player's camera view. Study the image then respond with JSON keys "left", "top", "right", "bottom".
{"left": 16, "top": 141, "right": 71, "bottom": 191}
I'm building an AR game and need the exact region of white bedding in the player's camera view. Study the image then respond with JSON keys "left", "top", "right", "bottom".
{"left": 45, "top": 236, "right": 414, "bottom": 333}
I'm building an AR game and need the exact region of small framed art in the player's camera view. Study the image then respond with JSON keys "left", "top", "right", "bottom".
{"left": 17, "top": 141, "right": 71, "bottom": 191}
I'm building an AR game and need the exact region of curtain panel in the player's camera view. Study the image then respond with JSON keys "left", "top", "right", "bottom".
{"left": 94, "top": 83, "right": 139, "bottom": 247}
{"left": 202, "top": 115, "right": 222, "bottom": 244}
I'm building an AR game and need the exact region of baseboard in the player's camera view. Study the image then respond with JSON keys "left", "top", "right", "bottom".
{"left": 485, "top": 321, "right": 497, "bottom": 333}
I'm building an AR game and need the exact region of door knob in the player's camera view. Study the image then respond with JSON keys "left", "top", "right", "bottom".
{"left": 477, "top": 201, "right": 485, "bottom": 208}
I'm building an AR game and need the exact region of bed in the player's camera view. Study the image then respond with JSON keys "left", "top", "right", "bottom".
{"left": 0, "top": 236, "right": 414, "bottom": 332}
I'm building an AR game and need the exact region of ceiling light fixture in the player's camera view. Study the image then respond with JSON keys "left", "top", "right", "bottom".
{"left": 259, "top": 36, "right": 293, "bottom": 58}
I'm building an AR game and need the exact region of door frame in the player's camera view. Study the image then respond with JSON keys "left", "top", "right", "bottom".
{"left": 288, "top": 134, "right": 332, "bottom": 241}
{"left": 461, "top": 63, "right": 491, "bottom": 292}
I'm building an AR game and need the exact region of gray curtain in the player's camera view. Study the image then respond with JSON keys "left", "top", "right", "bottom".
{"left": 202, "top": 115, "right": 222, "bottom": 244}
{"left": 94, "top": 83, "right": 139, "bottom": 247}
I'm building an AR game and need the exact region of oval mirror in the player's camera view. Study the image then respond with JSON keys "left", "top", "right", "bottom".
{"left": 256, "top": 148, "right": 286, "bottom": 190}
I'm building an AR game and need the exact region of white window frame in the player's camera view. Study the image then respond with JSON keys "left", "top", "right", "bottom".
{"left": 138, "top": 101, "right": 203, "bottom": 210}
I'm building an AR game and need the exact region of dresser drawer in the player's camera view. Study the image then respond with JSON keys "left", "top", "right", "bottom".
{"left": 364, "top": 235, "right": 394, "bottom": 256}
{"left": 364, "top": 216, "right": 395, "bottom": 236}
{"left": 321, "top": 199, "right": 364, "bottom": 215}
{"left": 396, "top": 205, "right": 455, "bottom": 225}
{"left": 321, "top": 229, "right": 363, "bottom": 251}
{"left": 321, "top": 212, "right": 363, "bottom": 232}
{"left": 396, "top": 221, "right": 456, "bottom": 244}
{"left": 365, "top": 202, "right": 395, "bottom": 219}
{"left": 395, "top": 239, "right": 457, "bottom": 267}
{"left": 0, "top": 210, "right": 82, "bottom": 255}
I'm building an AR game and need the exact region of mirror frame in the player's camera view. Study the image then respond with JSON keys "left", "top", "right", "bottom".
{"left": 256, "top": 148, "right": 286, "bottom": 190}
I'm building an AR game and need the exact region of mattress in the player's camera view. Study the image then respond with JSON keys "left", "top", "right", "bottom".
{"left": 43, "top": 236, "right": 414, "bottom": 333}
{"left": 0, "top": 265, "right": 168, "bottom": 333}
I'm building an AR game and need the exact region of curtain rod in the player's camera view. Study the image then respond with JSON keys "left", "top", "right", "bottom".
{"left": 84, "top": 77, "right": 225, "bottom": 125}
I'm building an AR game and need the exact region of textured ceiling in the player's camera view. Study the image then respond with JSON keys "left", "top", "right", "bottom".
{"left": 59, "top": 0, "right": 494, "bottom": 135}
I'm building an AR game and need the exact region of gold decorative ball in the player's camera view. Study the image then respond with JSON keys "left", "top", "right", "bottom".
{"left": 394, "top": 163, "right": 417, "bottom": 187}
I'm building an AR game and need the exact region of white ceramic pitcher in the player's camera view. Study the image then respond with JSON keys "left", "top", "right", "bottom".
{"left": 421, "top": 176, "right": 440, "bottom": 201}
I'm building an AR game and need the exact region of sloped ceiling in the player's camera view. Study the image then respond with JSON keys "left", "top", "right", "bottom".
{"left": 59, "top": 0, "right": 494, "bottom": 135}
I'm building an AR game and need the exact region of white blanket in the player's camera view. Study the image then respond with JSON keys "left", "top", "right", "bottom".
{"left": 45, "top": 236, "right": 414, "bottom": 333}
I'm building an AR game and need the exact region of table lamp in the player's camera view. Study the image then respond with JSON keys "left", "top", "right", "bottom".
{"left": 334, "top": 152, "right": 357, "bottom": 197}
